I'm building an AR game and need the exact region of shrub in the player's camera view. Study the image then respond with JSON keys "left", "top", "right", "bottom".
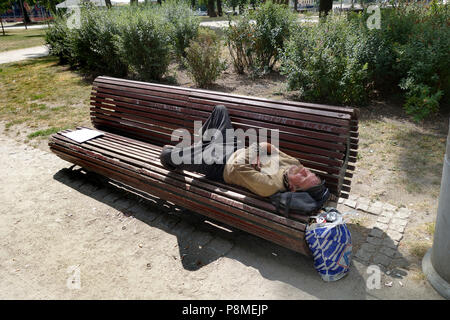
{"left": 184, "top": 28, "right": 226, "bottom": 88}
{"left": 226, "top": 1, "right": 294, "bottom": 75}
{"left": 225, "top": 14, "right": 253, "bottom": 74}
{"left": 70, "top": 5, "right": 128, "bottom": 77}
{"left": 118, "top": 8, "right": 172, "bottom": 81}
{"left": 159, "top": 0, "right": 200, "bottom": 59}
{"left": 44, "top": 15, "right": 74, "bottom": 64}
{"left": 281, "top": 3, "right": 450, "bottom": 118}
{"left": 280, "top": 14, "right": 370, "bottom": 105}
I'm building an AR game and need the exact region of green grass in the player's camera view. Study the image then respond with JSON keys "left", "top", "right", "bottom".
{"left": 27, "top": 126, "right": 67, "bottom": 139}
{"left": 0, "top": 28, "right": 46, "bottom": 52}
{"left": 0, "top": 56, "right": 91, "bottom": 136}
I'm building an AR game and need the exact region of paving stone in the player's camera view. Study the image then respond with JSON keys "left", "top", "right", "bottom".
{"left": 372, "top": 253, "right": 392, "bottom": 267}
{"left": 78, "top": 182, "right": 99, "bottom": 194}
{"left": 356, "top": 203, "right": 369, "bottom": 212}
{"left": 128, "top": 203, "right": 159, "bottom": 222}
{"left": 383, "top": 203, "right": 397, "bottom": 211}
{"left": 379, "top": 246, "right": 397, "bottom": 258}
{"left": 357, "top": 197, "right": 371, "bottom": 205}
{"left": 391, "top": 218, "right": 408, "bottom": 227}
{"left": 367, "top": 236, "right": 383, "bottom": 245}
{"left": 348, "top": 194, "right": 359, "bottom": 202}
{"left": 382, "top": 238, "right": 399, "bottom": 249}
{"left": 391, "top": 257, "right": 410, "bottom": 269}
{"left": 372, "top": 201, "right": 384, "bottom": 208}
{"left": 338, "top": 198, "right": 344, "bottom": 204}
{"left": 114, "top": 198, "right": 134, "bottom": 212}
{"left": 389, "top": 223, "right": 406, "bottom": 233}
{"left": 360, "top": 243, "right": 378, "bottom": 253}
{"left": 367, "top": 205, "right": 383, "bottom": 215}
{"left": 380, "top": 210, "right": 394, "bottom": 219}
{"left": 377, "top": 216, "right": 391, "bottom": 224}
{"left": 155, "top": 213, "right": 181, "bottom": 231}
{"left": 190, "top": 230, "right": 214, "bottom": 247}
{"left": 355, "top": 248, "right": 372, "bottom": 262}
{"left": 171, "top": 220, "right": 196, "bottom": 238}
{"left": 374, "top": 222, "right": 389, "bottom": 232}
{"left": 397, "top": 208, "right": 412, "bottom": 219}
{"left": 369, "top": 227, "right": 384, "bottom": 238}
{"left": 344, "top": 199, "right": 357, "bottom": 208}
{"left": 387, "top": 229, "right": 403, "bottom": 242}
{"left": 206, "top": 237, "right": 234, "bottom": 255}
{"left": 91, "top": 188, "right": 113, "bottom": 200}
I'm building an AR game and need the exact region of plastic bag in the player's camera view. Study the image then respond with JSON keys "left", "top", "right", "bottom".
{"left": 305, "top": 208, "right": 352, "bottom": 282}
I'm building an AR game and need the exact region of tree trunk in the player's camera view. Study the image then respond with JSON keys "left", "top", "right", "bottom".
{"left": 105, "top": 0, "right": 112, "bottom": 8}
{"left": 294, "top": 0, "right": 298, "bottom": 12}
{"left": 191, "top": 0, "right": 196, "bottom": 9}
{"left": 319, "top": 0, "right": 333, "bottom": 17}
{"left": 130, "top": 0, "right": 138, "bottom": 5}
{"left": 217, "top": 0, "right": 222, "bottom": 16}
{"left": 20, "top": 1, "right": 31, "bottom": 24}
{"left": 1, "top": 17, "right": 5, "bottom": 36}
{"left": 207, "top": 0, "right": 216, "bottom": 17}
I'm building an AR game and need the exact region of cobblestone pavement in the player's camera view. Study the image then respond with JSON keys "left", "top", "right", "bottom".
{"left": 338, "top": 196, "right": 412, "bottom": 271}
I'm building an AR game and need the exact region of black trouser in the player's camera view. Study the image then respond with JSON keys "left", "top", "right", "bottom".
{"left": 160, "top": 105, "right": 237, "bottom": 182}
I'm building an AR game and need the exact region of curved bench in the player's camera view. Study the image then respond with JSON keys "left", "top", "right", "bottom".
{"left": 49, "top": 76, "right": 359, "bottom": 255}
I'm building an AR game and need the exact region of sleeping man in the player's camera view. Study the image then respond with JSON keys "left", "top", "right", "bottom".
{"left": 160, "top": 105, "right": 324, "bottom": 198}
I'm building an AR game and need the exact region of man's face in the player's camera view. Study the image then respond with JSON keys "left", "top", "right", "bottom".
{"left": 287, "top": 165, "right": 321, "bottom": 192}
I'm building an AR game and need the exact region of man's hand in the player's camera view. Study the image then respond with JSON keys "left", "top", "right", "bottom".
{"left": 252, "top": 155, "right": 261, "bottom": 172}
{"left": 259, "top": 142, "right": 272, "bottom": 154}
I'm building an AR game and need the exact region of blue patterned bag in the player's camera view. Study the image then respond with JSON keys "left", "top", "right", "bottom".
{"left": 305, "top": 210, "right": 352, "bottom": 282}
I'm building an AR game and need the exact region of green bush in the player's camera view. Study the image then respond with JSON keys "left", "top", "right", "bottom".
{"left": 159, "top": 0, "right": 200, "bottom": 59}
{"left": 281, "top": 3, "right": 450, "bottom": 119}
{"left": 226, "top": 1, "right": 294, "bottom": 75}
{"left": 184, "top": 28, "right": 226, "bottom": 88}
{"left": 118, "top": 8, "right": 172, "bottom": 81}
{"left": 69, "top": 5, "right": 128, "bottom": 77}
{"left": 226, "top": 13, "right": 253, "bottom": 74}
{"left": 44, "top": 15, "right": 74, "bottom": 64}
{"left": 281, "top": 15, "right": 370, "bottom": 105}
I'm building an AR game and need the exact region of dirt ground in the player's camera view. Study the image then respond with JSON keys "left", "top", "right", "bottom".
{"left": 1, "top": 55, "right": 448, "bottom": 299}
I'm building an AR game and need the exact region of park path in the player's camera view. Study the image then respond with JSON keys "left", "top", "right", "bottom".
{"left": 0, "top": 45, "right": 49, "bottom": 64}
{"left": 0, "top": 127, "right": 443, "bottom": 299}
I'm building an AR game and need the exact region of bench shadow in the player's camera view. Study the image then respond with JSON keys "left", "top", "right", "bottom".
{"left": 53, "top": 166, "right": 411, "bottom": 299}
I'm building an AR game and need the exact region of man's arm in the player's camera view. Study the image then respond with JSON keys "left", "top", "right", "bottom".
{"left": 230, "top": 164, "right": 282, "bottom": 197}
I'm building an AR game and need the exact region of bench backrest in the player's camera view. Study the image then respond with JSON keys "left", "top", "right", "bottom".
{"left": 90, "top": 76, "right": 359, "bottom": 199}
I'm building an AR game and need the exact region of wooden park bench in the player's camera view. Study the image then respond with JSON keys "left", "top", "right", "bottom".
{"left": 49, "top": 76, "right": 359, "bottom": 256}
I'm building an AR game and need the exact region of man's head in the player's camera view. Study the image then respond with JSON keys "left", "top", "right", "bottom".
{"left": 285, "top": 165, "right": 321, "bottom": 192}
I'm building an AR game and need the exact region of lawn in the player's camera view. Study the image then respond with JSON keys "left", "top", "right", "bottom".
{"left": 0, "top": 28, "right": 47, "bottom": 52}
{"left": 0, "top": 56, "right": 92, "bottom": 142}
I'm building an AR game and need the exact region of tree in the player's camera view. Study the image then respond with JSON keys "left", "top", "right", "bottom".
{"left": 319, "top": 0, "right": 333, "bottom": 17}
{"left": 130, "top": 0, "right": 138, "bottom": 5}
{"left": 19, "top": 0, "right": 32, "bottom": 24}
{"left": 216, "top": 0, "right": 222, "bottom": 16}
{"left": 0, "top": 0, "right": 11, "bottom": 35}
{"left": 207, "top": 0, "right": 216, "bottom": 17}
